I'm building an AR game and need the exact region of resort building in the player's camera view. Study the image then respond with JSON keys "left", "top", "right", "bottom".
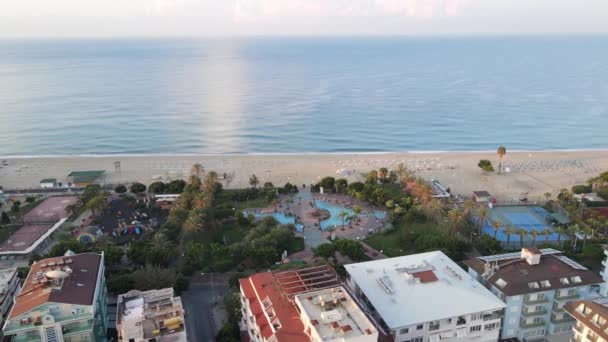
{"left": 564, "top": 298, "right": 608, "bottom": 342}
{"left": 465, "top": 247, "right": 604, "bottom": 341}
{"left": 0, "top": 268, "right": 20, "bottom": 331}
{"left": 239, "top": 265, "right": 378, "bottom": 342}
{"left": 40, "top": 179, "right": 58, "bottom": 189}
{"left": 2, "top": 252, "right": 108, "bottom": 342}
{"left": 116, "top": 288, "right": 186, "bottom": 342}
{"left": 344, "top": 251, "right": 506, "bottom": 342}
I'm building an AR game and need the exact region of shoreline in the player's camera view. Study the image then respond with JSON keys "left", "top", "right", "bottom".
{"left": 1, "top": 150, "right": 606, "bottom": 200}
{"left": 2, "top": 148, "right": 608, "bottom": 159}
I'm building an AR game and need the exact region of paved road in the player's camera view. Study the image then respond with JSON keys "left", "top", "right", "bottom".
{"left": 181, "top": 273, "right": 229, "bottom": 342}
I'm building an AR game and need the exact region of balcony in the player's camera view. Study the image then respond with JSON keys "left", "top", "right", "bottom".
{"left": 483, "top": 312, "right": 503, "bottom": 321}
{"left": 553, "top": 303, "right": 565, "bottom": 313}
{"left": 574, "top": 324, "right": 584, "bottom": 333}
{"left": 555, "top": 293, "right": 580, "bottom": 301}
{"left": 520, "top": 319, "right": 546, "bottom": 329}
{"left": 524, "top": 296, "right": 549, "bottom": 305}
{"left": 12, "top": 333, "right": 43, "bottom": 342}
{"left": 551, "top": 315, "right": 575, "bottom": 324}
{"left": 62, "top": 322, "right": 93, "bottom": 336}
{"left": 522, "top": 308, "right": 548, "bottom": 317}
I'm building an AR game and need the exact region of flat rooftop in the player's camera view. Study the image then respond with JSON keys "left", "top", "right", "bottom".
{"left": 0, "top": 268, "right": 17, "bottom": 296}
{"left": 345, "top": 251, "right": 505, "bottom": 329}
{"left": 465, "top": 248, "right": 604, "bottom": 296}
{"left": 117, "top": 288, "right": 186, "bottom": 342}
{"left": 295, "top": 286, "right": 377, "bottom": 341}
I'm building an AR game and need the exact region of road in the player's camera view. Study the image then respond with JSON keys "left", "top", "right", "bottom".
{"left": 181, "top": 273, "right": 230, "bottom": 342}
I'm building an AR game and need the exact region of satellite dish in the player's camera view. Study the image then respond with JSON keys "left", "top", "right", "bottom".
{"left": 45, "top": 270, "right": 68, "bottom": 280}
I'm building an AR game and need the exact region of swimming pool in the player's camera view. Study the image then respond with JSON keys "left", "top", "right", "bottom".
{"left": 314, "top": 201, "right": 387, "bottom": 230}
{"left": 246, "top": 211, "right": 303, "bottom": 232}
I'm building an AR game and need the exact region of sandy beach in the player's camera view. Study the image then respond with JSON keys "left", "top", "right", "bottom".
{"left": 0, "top": 151, "right": 606, "bottom": 199}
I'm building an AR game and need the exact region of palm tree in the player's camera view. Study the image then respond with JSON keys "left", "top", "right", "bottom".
{"left": 503, "top": 225, "right": 515, "bottom": 247}
{"left": 338, "top": 211, "right": 348, "bottom": 229}
{"left": 529, "top": 230, "right": 540, "bottom": 246}
{"left": 544, "top": 192, "right": 552, "bottom": 201}
{"left": 447, "top": 209, "right": 463, "bottom": 235}
{"left": 191, "top": 163, "right": 205, "bottom": 178}
{"left": 555, "top": 226, "right": 565, "bottom": 245}
{"left": 476, "top": 206, "right": 490, "bottom": 234}
{"left": 517, "top": 228, "right": 528, "bottom": 247}
{"left": 353, "top": 205, "right": 362, "bottom": 216}
{"left": 378, "top": 167, "right": 388, "bottom": 182}
{"left": 542, "top": 228, "right": 552, "bottom": 244}
{"left": 249, "top": 174, "right": 259, "bottom": 189}
{"left": 490, "top": 219, "right": 502, "bottom": 239}
{"left": 497, "top": 145, "right": 507, "bottom": 174}
{"left": 462, "top": 198, "right": 476, "bottom": 221}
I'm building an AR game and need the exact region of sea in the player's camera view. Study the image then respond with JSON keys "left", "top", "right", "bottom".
{"left": 0, "top": 36, "right": 607, "bottom": 156}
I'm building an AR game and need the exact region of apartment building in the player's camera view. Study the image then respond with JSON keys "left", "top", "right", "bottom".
{"left": 2, "top": 252, "right": 108, "bottom": 342}
{"left": 344, "top": 251, "right": 506, "bottom": 342}
{"left": 0, "top": 269, "right": 21, "bottom": 331}
{"left": 564, "top": 298, "right": 608, "bottom": 342}
{"left": 465, "top": 247, "right": 604, "bottom": 342}
{"left": 116, "top": 288, "right": 186, "bottom": 342}
{"left": 239, "top": 265, "right": 378, "bottom": 342}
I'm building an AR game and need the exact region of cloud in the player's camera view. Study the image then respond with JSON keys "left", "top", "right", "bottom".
{"left": 233, "top": 0, "right": 472, "bottom": 22}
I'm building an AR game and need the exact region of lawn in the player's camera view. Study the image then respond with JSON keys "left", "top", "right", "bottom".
{"left": 215, "top": 189, "right": 270, "bottom": 211}
{"left": 364, "top": 221, "right": 437, "bottom": 257}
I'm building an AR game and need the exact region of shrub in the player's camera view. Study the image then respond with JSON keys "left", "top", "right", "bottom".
{"left": 1, "top": 212, "right": 10, "bottom": 224}
{"left": 572, "top": 184, "right": 592, "bottom": 194}
{"left": 11, "top": 201, "right": 21, "bottom": 213}
{"left": 130, "top": 182, "right": 147, "bottom": 194}
{"left": 114, "top": 184, "right": 127, "bottom": 193}
{"left": 25, "top": 196, "right": 36, "bottom": 204}
{"left": 148, "top": 181, "right": 166, "bottom": 194}
{"left": 478, "top": 159, "right": 494, "bottom": 172}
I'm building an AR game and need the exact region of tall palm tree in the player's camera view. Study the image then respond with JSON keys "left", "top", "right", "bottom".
{"left": 542, "top": 228, "right": 552, "bottom": 245}
{"left": 191, "top": 163, "right": 205, "bottom": 178}
{"left": 497, "top": 145, "right": 507, "bottom": 174}
{"left": 503, "top": 226, "right": 515, "bottom": 247}
{"left": 530, "top": 230, "right": 540, "bottom": 246}
{"left": 544, "top": 192, "right": 552, "bottom": 201}
{"left": 555, "top": 226, "right": 565, "bottom": 245}
{"left": 447, "top": 209, "right": 463, "bottom": 235}
{"left": 490, "top": 219, "right": 502, "bottom": 239}
{"left": 476, "top": 206, "right": 491, "bottom": 234}
{"left": 338, "top": 211, "right": 348, "bottom": 229}
{"left": 462, "top": 198, "right": 476, "bottom": 221}
{"left": 517, "top": 228, "right": 528, "bottom": 248}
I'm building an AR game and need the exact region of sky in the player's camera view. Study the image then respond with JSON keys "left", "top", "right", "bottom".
{"left": 1, "top": 0, "right": 608, "bottom": 38}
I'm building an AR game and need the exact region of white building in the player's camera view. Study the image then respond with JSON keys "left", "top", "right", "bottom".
{"left": 116, "top": 288, "right": 187, "bottom": 342}
{"left": 344, "top": 251, "right": 506, "bottom": 342}
{"left": 465, "top": 247, "right": 604, "bottom": 342}
{"left": 0, "top": 268, "right": 20, "bottom": 330}
{"left": 564, "top": 298, "right": 608, "bottom": 342}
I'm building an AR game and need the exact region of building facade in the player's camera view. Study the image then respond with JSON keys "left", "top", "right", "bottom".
{"left": 344, "top": 251, "right": 506, "bottom": 342}
{"left": 239, "top": 265, "right": 377, "bottom": 342}
{"left": 2, "top": 252, "right": 108, "bottom": 342}
{"left": 0, "top": 269, "right": 21, "bottom": 331}
{"left": 564, "top": 298, "right": 608, "bottom": 342}
{"left": 116, "top": 288, "right": 186, "bottom": 342}
{"left": 465, "top": 247, "right": 604, "bottom": 342}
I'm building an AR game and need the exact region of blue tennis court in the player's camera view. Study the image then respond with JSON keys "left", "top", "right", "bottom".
{"left": 481, "top": 206, "right": 568, "bottom": 245}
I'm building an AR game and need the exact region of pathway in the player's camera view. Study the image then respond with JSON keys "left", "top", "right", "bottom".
{"left": 293, "top": 189, "right": 327, "bottom": 248}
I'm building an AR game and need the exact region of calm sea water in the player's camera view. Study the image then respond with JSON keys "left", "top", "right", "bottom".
{"left": 1, "top": 36, "right": 607, "bottom": 155}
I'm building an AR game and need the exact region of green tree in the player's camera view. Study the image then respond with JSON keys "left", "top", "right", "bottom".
{"left": 475, "top": 206, "right": 490, "bottom": 234}
{"left": 503, "top": 225, "right": 515, "bottom": 246}
{"left": 191, "top": 163, "right": 205, "bottom": 179}
{"left": 334, "top": 179, "right": 348, "bottom": 193}
{"left": 249, "top": 174, "right": 259, "bottom": 189}
{"left": 319, "top": 177, "right": 336, "bottom": 192}
{"left": 130, "top": 182, "right": 147, "bottom": 194}
{"left": 555, "top": 226, "right": 565, "bottom": 245}
{"left": 378, "top": 167, "right": 389, "bottom": 183}
{"left": 447, "top": 209, "right": 463, "bottom": 235}
{"left": 542, "top": 228, "right": 552, "bottom": 244}
{"left": 166, "top": 179, "right": 186, "bottom": 194}
{"left": 530, "top": 230, "right": 540, "bottom": 246}
{"left": 25, "top": 196, "right": 36, "bottom": 204}
{"left": 353, "top": 205, "right": 362, "bottom": 215}
{"left": 544, "top": 192, "right": 552, "bottom": 201}
{"left": 338, "top": 211, "right": 348, "bottom": 229}
{"left": 496, "top": 145, "right": 507, "bottom": 174}
{"left": 114, "top": 184, "right": 127, "bottom": 193}
{"left": 1, "top": 212, "right": 10, "bottom": 224}
{"left": 490, "top": 219, "right": 502, "bottom": 239}
{"left": 132, "top": 265, "right": 177, "bottom": 291}
{"left": 365, "top": 170, "right": 378, "bottom": 184}
{"left": 313, "top": 243, "right": 336, "bottom": 259}
{"left": 81, "top": 184, "right": 101, "bottom": 204}
{"left": 86, "top": 195, "right": 105, "bottom": 216}
{"left": 517, "top": 228, "right": 527, "bottom": 247}
{"left": 478, "top": 159, "right": 494, "bottom": 172}
{"left": 11, "top": 201, "right": 21, "bottom": 213}
{"left": 148, "top": 181, "right": 166, "bottom": 194}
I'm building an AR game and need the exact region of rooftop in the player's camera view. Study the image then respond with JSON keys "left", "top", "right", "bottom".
{"left": 465, "top": 248, "right": 603, "bottom": 296}
{"left": 294, "top": 286, "right": 377, "bottom": 341}
{"left": 39, "top": 178, "right": 57, "bottom": 184}
{"left": 344, "top": 251, "right": 505, "bottom": 329}
{"left": 67, "top": 170, "right": 104, "bottom": 184}
{"left": 9, "top": 253, "right": 103, "bottom": 319}
{"left": 473, "top": 191, "right": 491, "bottom": 197}
{"left": 117, "top": 288, "right": 186, "bottom": 342}
{"left": 239, "top": 265, "right": 341, "bottom": 342}
{"left": 564, "top": 298, "right": 608, "bottom": 341}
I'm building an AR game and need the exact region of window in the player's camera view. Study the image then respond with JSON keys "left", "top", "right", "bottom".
{"left": 571, "top": 276, "right": 582, "bottom": 283}
{"left": 470, "top": 325, "right": 482, "bottom": 332}
{"left": 471, "top": 313, "right": 483, "bottom": 321}
{"left": 412, "top": 337, "right": 423, "bottom": 342}
{"left": 528, "top": 282, "right": 540, "bottom": 289}
{"left": 456, "top": 316, "right": 467, "bottom": 325}
{"left": 429, "top": 321, "right": 440, "bottom": 331}
{"left": 560, "top": 277, "right": 570, "bottom": 285}
{"left": 399, "top": 328, "right": 409, "bottom": 335}
{"left": 540, "top": 280, "right": 551, "bottom": 288}
{"left": 484, "top": 323, "right": 499, "bottom": 331}
{"left": 416, "top": 324, "right": 423, "bottom": 330}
